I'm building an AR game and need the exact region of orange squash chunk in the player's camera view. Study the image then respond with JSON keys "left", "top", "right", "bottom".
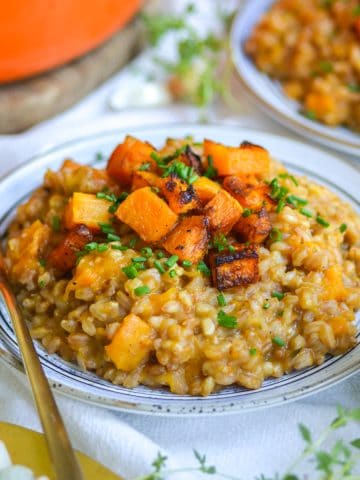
{"left": 64, "top": 192, "right": 111, "bottom": 232}
{"left": 162, "top": 215, "right": 209, "bottom": 263}
{"left": 107, "top": 135, "right": 156, "bottom": 186}
{"left": 204, "top": 190, "right": 242, "bottom": 234}
{"left": 223, "top": 175, "right": 274, "bottom": 211}
{"left": 160, "top": 175, "right": 201, "bottom": 214}
{"left": 209, "top": 243, "right": 259, "bottom": 290}
{"left": 48, "top": 225, "right": 93, "bottom": 274}
{"left": 234, "top": 207, "right": 271, "bottom": 243}
{"left": 204, "top": 139, "right": 270, "bottom": 177}
{"left": 131, "top": 171, "right": 161, "bottom": 191}
{"left": 193, "top": 176, "right": 221, "bottom": 203}
{"left": 115, "top": 187, "right": 178, "bottom": 242}
{"left": 321, "top": 265, "right": 348, "bottom": 301}
{"left": 105, "top": 314, "right": 154, "bottom": 372}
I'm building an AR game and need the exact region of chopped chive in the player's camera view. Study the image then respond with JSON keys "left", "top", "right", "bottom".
{"left": 277, "top": 310, "right": 284, "bottom": 317}
{"left": 263, "top": 302, "right": 270, "bottom": 310}
{"left": 84, "top": 242, "right": 98, "bottom": 251}
{"left": 165, "top": 255, "right": 178, "bottom": 268}
{"left": 249, "top": 348, "right": 257, "bottom": 356}
{"left": 300, "top": 208, "right": 313, "bottom": 218}
{"left": 269, "top": 228, "right": 283, "bottom": 242}
{"left": 39, "top": 259, "right": 46, "bottom": 268}
{"left": 217, "top": 310, "right": 237, "bottom": 329}
{"left": 128, "top": 238, "right": 138, "bottom": 248}
{"left": 122, "top": 265, "right": 138, "bottom": 279}
{"left": 139, "top": 162, "right": 151, "bottom": 171}
{"left": 99, "top": 222, "right": 115, "bottom": 234}
{"left": 132, "top": 256, "right": 147, "bottom": 263}
{"left": 107, "top": 233, "right": 121, "bottom": 242}
{"left": 150, "top": 151, "right": 162, "bottom": 162}
{"left": 38, "top": 280, "right": 46, "bottom": 288}
{"left": 286, "top": 195, "right": 308, "bottom": 207}
{"left": 217, "top": 293, "right": 227, "bottom": 307}
{"left": 134, "top": 262, "right": 146, "bottom": 271}
{"left": 279, "top": 173, "right": 299, "bottom": 186}
{"left": 151, "top": 186, "right": 160, "bottom": 194}
{"left": 316, "top": 216, "right": 330, "bottom": 228}
{"left": 111, "top": 244, "right": 128, "bottom": 251}
{"left": 340, "top": 223, "right": 347, "bottom": 233}
{"left": 228, "top": 245, "right": 236, "bottom": 253}
{"left": 204, "top": 155, "right": 218, "bottom": 179}
{"left": 242, "top": 208, "right": 253, "bottom": 218}
{"left": 154, "top": 260, "right": 165, "bottom": 274}
{"left": 304, "top": 110, "right": 317, "bottom": 121}
{"left": 134, "top": 285, "right": 151, "bottom": 296}
{"left": 197, "top": 261, "right": 211, "bottom": 276}
{"left": 182, "top": 260, "right": 193, "bottom": 268}
{"left": 319, "top": 60, "right": 333, "bottom": 73}
{"left": 97, "top": 244, "right": 108, "bottom": 252}
{"left": 95, "top": 152, "right": 103, "bottom": 162}
{"left": 51, "top": 215, "right": 61, "bottom": 232}
{"left": 157, "top": 251, "right": 165, "bottom": 259}
{"left": 272, "top": 336, "right": 286, "bottom": 347}
{"left": 169, "top": 269, "right": 177, "bottom": 278}
{"left": 272, "top": 291, "right": 285, "bottom": 301}
{"left": 348, "top": 83, "right": 360, "bottom": 93}
{"left": 276, "top": 198, "right": 286, "bottom": 213}
{"left": 141, "top": 247, "right": 153, "bottom": 258}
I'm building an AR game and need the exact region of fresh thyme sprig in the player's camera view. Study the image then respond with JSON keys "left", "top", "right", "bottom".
{"left": 132, "top": 407, "right": 360, "bottom": 480}
{"left": 141, "top": 3, "right": 234, "bottom": 110}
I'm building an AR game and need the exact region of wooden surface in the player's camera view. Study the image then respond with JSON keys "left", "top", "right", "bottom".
{"left": 0, "top": 19, "right": 143, "bottom": 134}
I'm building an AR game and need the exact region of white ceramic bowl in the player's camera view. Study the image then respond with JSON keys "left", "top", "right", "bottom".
{"left": 0, "top": 124, "right": 359, "bottom": 415}
{"left": 231, "top": 0, "right": 360, "bottom": 157}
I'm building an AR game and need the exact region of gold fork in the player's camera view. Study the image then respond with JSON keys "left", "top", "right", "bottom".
{"left": 0, "top": 268, "right": 84, "bottom": 480}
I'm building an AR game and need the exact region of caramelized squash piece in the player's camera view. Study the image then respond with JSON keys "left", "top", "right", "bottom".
{"left": 209, "top": 243, "right": 259, "bottom": 290}
{"left": 223, "top": 175, "right": 274, "bottom": 211}
{"left": 160, "top": 175, "right": 201, "bottom": 214}
{"left": 131, "top": 171, "right": 161, "bottom": 191}
{"left": 107, "top": 135, "right": 156, "bottom": 186}
{"left": 64, "top": 192, "right": 111, "bottom": 232}
{"left": 48, "top": 225, "right": 93, "bottom": 273}
{"left": 204, "top": 190, "right": 242, "bottom": 234}
{"left": 105, "top": 314, "right": 154, "bottom": 372}
{"left": 193, "top": 176, "right": 221, "bottom": 204}
{"left": 162, "top": 215, "right": 209, "bottom": 263}
{"left": 234, "top": 207, "right": 271, "bottom": 243}
{"left": 204, "top": 139, "right": 270, "bottom": 177}
{"left": 6, "top": 220, "right": 51, "bottom": 285}
{"left": 115, "top": 187, "right": 178, "bottom": 242}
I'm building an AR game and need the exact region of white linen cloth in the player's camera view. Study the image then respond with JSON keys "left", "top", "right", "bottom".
{"left": 0, "top": 5, "right": 359, "bottom": 478}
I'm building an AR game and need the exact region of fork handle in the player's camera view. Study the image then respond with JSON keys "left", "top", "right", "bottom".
{"left": 0, "top": 275, "right": 84, "bottom": 480}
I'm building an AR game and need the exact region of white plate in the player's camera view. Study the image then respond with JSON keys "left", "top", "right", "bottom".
{"left": 0, "top": 124, "right": 359, "bottom": 415}
{"left": 231, "top": 0, "right": 360, "bottom": 157}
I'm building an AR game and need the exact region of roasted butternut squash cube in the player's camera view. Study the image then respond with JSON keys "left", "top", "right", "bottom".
{"left": 193, "top": 176, "right": 221, "bottom": 204}
{"left": 162, "top": 215, "right": 209, "bottom": 263}
{"left": 322, "top": 265, "right": 348, "bottom": 301}
{"left": 160, "top": 175, "right": 201, "bottom": 214}
{"left": 234, "top": 207, "right": 271, "bottom": 243}
{"left": 209, "top": 243, "right": 259, "bottom": 290}
{"left": 115, "top": 187, "right": 178, "bottom": 242}
{"left": 223, "top": 175, "right": 274, "bottom": 211}
{"left": 107, "top": 135, "right": 156, "bottom": 186}
{"left": 48, "top": 225, "right": 93, "bottom": 274}
{"left": 105, "top": 314, "right": 154, "bottom": 372}
{"left": 204, "top": 139, "right": 270, "bottom": 177}
{"left": 204, "top": 190, "right": 242, "bottom": 234}
{"left": 64, "top": 192, "right": 111, "bottom": 232}
{"left": 131, "top": 171, "right": 161, "bottom": 191}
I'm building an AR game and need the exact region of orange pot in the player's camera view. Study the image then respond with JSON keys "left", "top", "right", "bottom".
{"left": 0, "top": 0, "right": 142, "bottom": 83}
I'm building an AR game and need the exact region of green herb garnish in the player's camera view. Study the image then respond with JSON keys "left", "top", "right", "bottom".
{"left": 122, "top": 265, "right": 138, "bottom": 279}
{"left": 204, "top": 155, "right": 218, "bottom": 179}
{"left": 182, "top": 260, "right": 193, "bottom": 268}
{"left": 217, "top": 310, "right": 237, "bottom": 328}
{"left": 139, "top": 162, "right": 151, "bottom": 171}
{"left": 165, "top": 255, "right": 179, "bottom": 268}
{"left": 217, "top": 293, "right": 226, "bottom": 307}
{"left": 134, "top": 285, "right": 151, "bottom": 296}
{"left": 272, "top": 336, "right": 286, "bottom": 347}
{"left": 169, "top": 269, "right": 177, "bottom": 278}
{"left": 269, "top": 228, "right": 283, "bottom": 242}
{"left": 154, "top": 260, "right": 166, "bottom": 274}
{"left": 272, "top": 291, "right": 285, "bottom": 301}
{"left": 316, "top": 216, "right": 330, "bottom": 228}
{"left": 300, "top": 208, "right": 313, "bottom": 218}
{"left": 39, "top": 259, "right": 46, "bottom": 268}
{"left": 340, "top": 223, "right": 347, "bottom": 233}
{"left": 51, "top": 215, "right": 61, "bottom": 232}
{"left": 197, "top": 261, "right": 211, "bottom": 276}
{"left": 242, "top": 208, "right": 253, "bottom": 218}
{"left": 249, "top": 348, "right": 257, "bottom": 356}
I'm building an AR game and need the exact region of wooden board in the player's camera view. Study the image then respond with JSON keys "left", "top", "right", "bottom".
{"left": 0, "top": 19, "right": 143, "bottom": 134}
